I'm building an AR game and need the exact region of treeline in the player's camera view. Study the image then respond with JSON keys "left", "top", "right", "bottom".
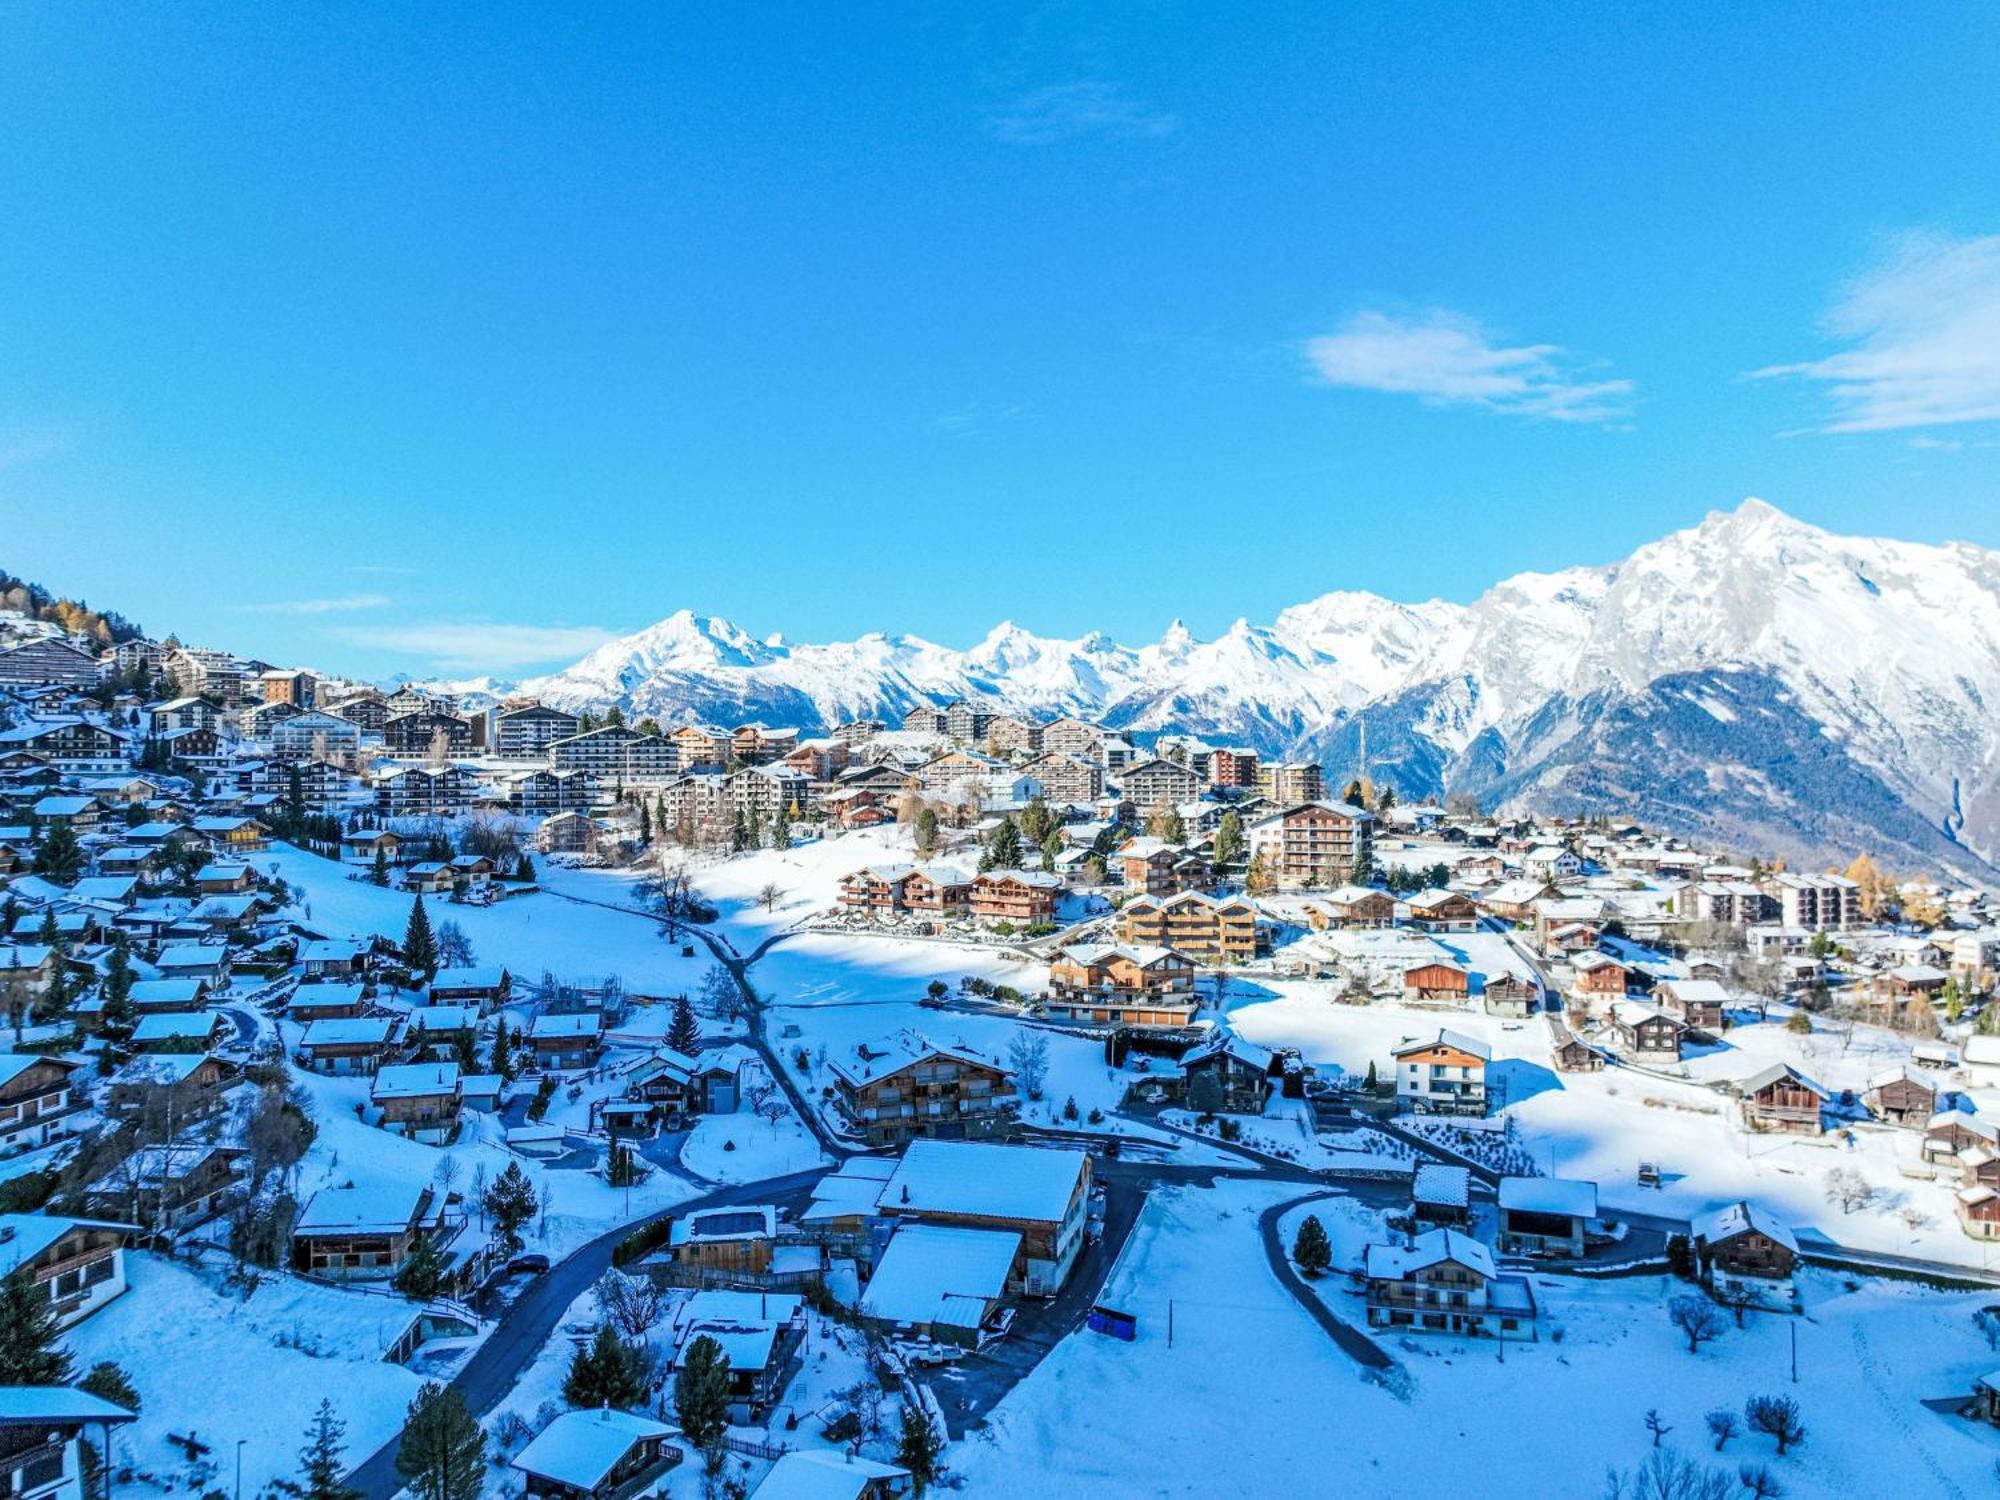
{"left": 0, "top": 567, "right": 145, "bottom": 644}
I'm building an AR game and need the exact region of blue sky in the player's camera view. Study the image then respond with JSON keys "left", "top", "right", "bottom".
{"left": 2, "top": 3, "right": 1997, "bottom": 676}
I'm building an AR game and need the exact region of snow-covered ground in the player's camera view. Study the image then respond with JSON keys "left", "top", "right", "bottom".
{"left": 953, "top": 1178, "right": 2000, "bottom": 1499}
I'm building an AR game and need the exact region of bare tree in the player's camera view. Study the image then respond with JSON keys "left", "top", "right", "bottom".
{"left": 1643, "top": 1409, "right": 1671, "bottom": 1447}
{"left": 1823, "top": 1168, "right": 1873, "bottom": 1215}
{"left": 757, "top": 882, "right": 784, "bottom": 912}
{"left": 1703, "top": 1407, "right": 1738, "bottom": 1451}
{"left": 1006, "top": 1031, "right": 1050, "bottom": 1102}
{"left": 1744, "top": 1395, "right": 1806, "bottom": 1455}
{"left": 595, "top": 1270, "right": 665, "bottom": 1343}
{"left": 1600, "top": 1448, "right": 1731, "bottom": 1500}
{"left": 1976, "top": 1307, "right": 2000, "bottom": 1351}
{"left": 1668, "top": 1295, "right": 1725, "bottom": 1353}
{"left": 1736, "top": 1463, "right": 1785, "bottom": 1499}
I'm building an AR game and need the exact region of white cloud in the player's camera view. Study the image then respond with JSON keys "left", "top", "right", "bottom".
{"left": 1305, "top": 309, "right": 1633, "bottom": 424}
{"left": 335, "top": 621, "right": 616, "bottom": 672}
{"left": 1750, "top": 231, "right": 2000, "bottom": 433}
{"left": 238, "top": 594, "right": 390, "bottom": 615}
{"left": 987, "top": 82, "right": 1178, "bottom": 145}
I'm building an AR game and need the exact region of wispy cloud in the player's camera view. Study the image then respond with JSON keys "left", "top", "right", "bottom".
{"left": 933, "top": 402, "right": 1032, "bottom": 437}
{"left": 238, "top": 594, "right": 391, "bottom": 616}
{"left": 1749, "top": 231, "right": 2000, "bottom": 433}
{"left": 335, "top": 621, "right": 615, "bottom": 672}
{"left": 350, "top": 563, "right": 420, "bottom": 576}
{"left": 1305, "top": 309, "right": 1634, "bottom": 424}
{"left": 987, "top": 81, "right": 1177, "bottom": 145}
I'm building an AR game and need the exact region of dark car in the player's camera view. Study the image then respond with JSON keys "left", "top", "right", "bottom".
{"left": 509, "top": 1252, "right": 551, "bottom": 1275}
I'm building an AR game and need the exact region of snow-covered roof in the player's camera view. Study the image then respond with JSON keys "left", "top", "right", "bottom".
{"left": 751, "top": 1451, "right": 909, "bottom": 1500}
{"left": 1411, "top": 1163, "right": 1470, "bottom": 1208}
{"left": 294, "top": 1179, "right": 431, "bottom": 1236}
{"left": 286, "top": 983, "right": 367, "bottom": 1012}
{"left": 299, "top": 940, "right": 363, "bottom": 963}
{"left": 529, "top": 1013, "right": 603, "bottom": 1039}
{"left": 511, "top": 1408, "right": 677, "bottom": 1492}
{"left": 882, "top": 1140, "right": 1086, "bottom": 1225}
{"left": 0, "top": 1214, "right": 133, "bottom": 1276}
{"left": 371, "top": 1063, "right": 461, "bottom": 1099}
{"left": 828, "top": 1030, "right": 1007, "bottom": 1089}
{"left": 1498, "top": 1176, "right": 1598, "bottom": 1219}
{"left": 0, "top": 1385, "right": 137, "bottom": 1424}
{"left": 301, "top": 1016, "right": 399, "bottom": 1047}
{"left": 431, "top": 965, "right": 506, "bottom": 990}
{"left": 131, "top": 1011, "right": 222, "bottom": 1042}
{"left": 1691, "top": 1200, "right": 1798, "bottom": 1255}
{"left": 802, "top": 1156, "right": 901, "bottom": 1224}
{"left": 1738, "top": 1062, "right": 1828, "bottom": 1099}
{"left": 670, "top": 1206, "right": 776, "bottom": 1246}
{"left": 1391, "top": 1027, "right": 1492, "bottom": 1062}
{"left": 859, "top": 1223, "right": 1020, "bottom": 1327}
{"left": 1363, "top": 1226, "right": 1495, "bottom": 1282}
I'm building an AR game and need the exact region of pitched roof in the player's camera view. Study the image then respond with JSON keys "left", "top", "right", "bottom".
{"left": 880, "top": 1140, "right": 1086, "bottom": 1224}
{"left": 510, "top": 1408, "right": 678, "bottom": 1491}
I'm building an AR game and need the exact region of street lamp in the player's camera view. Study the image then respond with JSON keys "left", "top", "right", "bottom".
{"left": 235, "top": 1439, "right": 246, "bottom": 1500}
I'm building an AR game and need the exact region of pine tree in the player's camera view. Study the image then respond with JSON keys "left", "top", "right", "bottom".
{"left": 1213, "top": 810, "right": 1244, "bottom": 867}
{"left": 564, "top": 1324, "right": 647, "bottom": 1408}
{"left": 896, "top": 1406, "right": 943, "bottom": 1494}
{"left": 1341, "top": 779, "right": 1366, "bottom": 808}
{"left": 490, "top": 1021, "right": 516, "bottom": 1081}
{"left": 394, "top": 1383, "right": 485, "bottom": 1500}
{"left": 370, "top": 847, "right": 390, "bottom": 887}
{"left": 0, "top": 1272, "right": 74, "bottom": 1384}
{"left": 482, "top": 1161, "right": 539, "bottom": 1251}
{"left": 99, "top": 934, "right": 137, "bottom": 1044}
{"left": 672, "top": 1333, "right": 732, "bottom": 1448}
{"left": 667, "top": 994, "right": 701, "bottom": 1056}
{"left": 983, "top": 816, "right": 1023, "bottom": 872}
{"left": 913, "top": 805, "right": 940, "bottom": 857}
{"left": 393, "top": 1235, "right": 448, "bottom": 1300}
{"left": 403, "top": 894, "right": 439, "bottom": 976}
{"left": 32, "top": 822, "right": 82, "bottom": 884}
{"left": 772, "top": 807, "right": 791, "bottom": 850}
{"left": 78, "top": 1361, "right": 140, "bottom": 1412}
{"left": 1292, "top": 1215, "right": 1332, "bottom": 1277}
{"left": 273, "top": 1400, "right": 360, "bottom": 1500}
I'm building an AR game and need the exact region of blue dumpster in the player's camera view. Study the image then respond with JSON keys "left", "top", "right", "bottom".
{"left": 1087, "top": 1304, "right": 1137, "bottom": 1341}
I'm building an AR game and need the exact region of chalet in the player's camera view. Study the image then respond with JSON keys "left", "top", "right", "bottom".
{"left": 0, "top": 1386, "right": 138, "bottom": 1500}
{"left": 1862, "top": 1065, "right": 1937, "bottom": 1128}
{"left": 1392, "top": 1029, "right": 1490, "bottom": 1117}
{"left": 1362, "top": 1227, "right": 1536, "bottom": 1340}
{"left": 105, "top": 1052, "right": 234, "bottom": 1122}
{"left": 1652, "top": 978, "right": 1729, "bottom": 1036}
{"left": 405, "top": 1004, "right": 478, "bottom": 1052}
{"left": 30, "top": 794, "right": 105, "bottom": 830}
{"left": 1479, "top": 878, "right": 1556, "bottom": 923}
{"left": 0, "top": 720, "right": 127, "bottom": 769}
{"left": 1496, "top": 1176, "right": 1597, "bottom": 1257}
{"left": 341, "top": 828, "right": 404, "bottom": 865}
{"left": 191, "top": 815, "right": 269, "bottom": 852}
{"left": 298, "top": 940, "right": 369, "bottom": 979}
{"left": 84, "top": 1143, "right": 246, "bottom": 1230}
{"left": 153, "top": 944, "right": 229, "bottom": 984}
{"left": 1692, "top": 1200, "right": 1798, "bottom": 1285}
{"left": 536, "top": 810, "right": 597, "bottom": 855}
{"left": 371, "top": 1063, "right": 463, "bottom": 1143}
{"left": 0, "top": 1054, "right": 84, "bottom": 1155}
{"left": 1603, "top": 1001, "right": 1687, "bottom": 1063}
{"left": 528, "top": 1013, "right": 604, "bottom": 1069}
{"left": 0, "top": 1215, "right": 131, "bottom": 1329}
{"left": 297, "top": 1015, "right": 403, "bottom": 1075}
{"left": 0, "top": 947, "right": 58, "bottom": 999}
{"left": 828, "top": 1032, "right": 1015, "bottom": 1147}
{"left": 285, "top": 982, "right": 369, "bottom": 1024}
{"left": 1179, "top": 1031, "right": 1279, "bottom": 1114}
{"left": 1410, "top": 1163, "right": 1471, "bottom": 1227}
{"left": 750, "top": 1452, "right": 913, "bottom": 1500}
{"left": 1399, "top": 888, "right": 1479, "bottom": 932}
{"left": 511, "top": 1409, "right": 682, "bottom": 1500}
{"left": 1116, "top": 890, "right": 1264, "bottom": 964}
{"left": 668, "top": 1290, "right": 808, "bottom": 1419}
{"left": 193, "top": 860, "right": 255, "bottom": 896}
{"left": 1548, "top": 1020, "right": 1603, "bottom": 1073}
{"left": 969, "top": 869, "right": 1061, "bottom": 925}
{"left": 622, "top": 1047, "right": 746, "bottom": 1127}
{"left": 1483, "top": 970, "right": 1539, "bottom": 1018}
{"left": 1958, "top": 1185, "right": 2000, "bottom": 1241}
{"left": 401, "top": 862, "right": 457, "bottom": 894}
{"left": 1403, "top": 960, "right": 1471, "bottom": 1005}
{"left": 1522, "top": 845, "right": 1582, "bottom": 881}
{"left": 1738, "top": 1063, "right": 1826, "bottom": 1135}
{"left": 859, "top": 1221, "right": 1018, "bottom": 1347}
{"left": 291, "top": 1178, "right": 450, "bottom": 1280}
{"left": 1114, "top": 837, "right": 1206, "bottom": 897}
{"left": 877, "top": 1140, "right": 1092, "bottom": 1296}
{"left": 1307, "top": 885, "right": 1396, "bottom": 930}
{"left": 130, "top": 1011, "right": 229, "bottom": 1053}
{"left": 1045, "top": 944, "right": 1198, "bottom": 1028}
{"left": 1570, "top": 950, "right": 1646, "bottom": 998}
{"left": 669, "top": 1205, "right": 776, "bottom": 1274}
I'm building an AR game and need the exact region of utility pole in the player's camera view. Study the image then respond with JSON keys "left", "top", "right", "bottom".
{"left": 1789, "top": 1323, "right": 1797, "bottom": 1383}
{"left": 235, "top": 1438, "right": 246, "bottom": 1500}
{"left": 1168, "top": 1298, "right": 1175, "bottom": 1349}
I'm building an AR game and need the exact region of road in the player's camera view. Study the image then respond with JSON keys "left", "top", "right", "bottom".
{"left": 1256, "top": 1190, "right": 1395, "bottom": 1369}
{"left": 343, "top": 1167, "right": 830, "bottom": 1500}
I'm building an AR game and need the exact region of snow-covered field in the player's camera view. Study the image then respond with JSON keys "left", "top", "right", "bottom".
{"left": 954, "top": 1179, "right": 2000, "bottom": 1499}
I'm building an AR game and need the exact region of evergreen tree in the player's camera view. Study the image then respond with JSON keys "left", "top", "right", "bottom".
{"left": 482, "top": 1161, "right": 539, "bottom": 1251}
{"left": 394, "top": 1383, "right": 485, "bottom": 1500}
{"left": 672, "top": 1333, "right": 731, "bottom": 1448}
{"left": 667, "top": 994, "right": 701, "bottom": 1056}
{"left": 1040, "top": 832, "right": 1060, "bottom": 874}
{"left": 78, "top": 1361, "right": 140, "bottom": 1412}
{"left": 273, "top": 1400, "right": 360, "bottom": 1500}
{"left": 1292, "top": 1215, "right": 1332, "bottom": 1276}
{"left": 983, "top": 816, "right": 1023, "bottom": 872}
{"left": 638, "top": 800, "right": 653, "bottom": 844}
{"left": 403, "top": 894, "right": 439, "bottom": 976}
{"left": 393, "top": 1235, "right": 448, "bottom": 1300}
{"left": 1213, "top": 810, "right": 1244, "bottom": 867}
{"left": 1019, "top": 796, "right": 1055, "bottom": 848}
{"left": 32, "top": 822, "right": 82, "bottom": 884}
{"left": 99, "top": 933, "right": 137, "bottom": 1044}
{"left": 564, "top": 1324, "right": 647, "bottom": 1408}
{"left": 0, "top": 1272, "right": 74, "bottom": 1384}
{"left": 912, "top": 805, "right": 940, "bottom": 857}
{"left": 771, "top": 807, "right": 791, "bottom": 850}
{"left": 896, "top": 1406, "right": 943, "bottom": 1494}
{"left": 370, "top": 847, "right": 390, "bottom": 887}
{"left": 490, "top": 1021, "right": 516, "bottom": 1081}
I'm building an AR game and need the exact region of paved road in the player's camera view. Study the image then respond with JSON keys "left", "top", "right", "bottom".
{"left": 342, "top": 1166, "right": 831, "bottom": 1500}
{"left": 1256, "top": 1190, "right": 1396, "bottom": 1370}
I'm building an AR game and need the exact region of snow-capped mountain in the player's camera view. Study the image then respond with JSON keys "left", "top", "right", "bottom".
{"left": 525, "top": 500, "right": 2000, "bottom": 875}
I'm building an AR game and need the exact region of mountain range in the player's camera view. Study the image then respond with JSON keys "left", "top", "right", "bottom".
{"left": 515, "top": 499, "right": 2000, "bottom": 878}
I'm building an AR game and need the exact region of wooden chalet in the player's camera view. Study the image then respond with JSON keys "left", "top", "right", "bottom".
{"left": 1738, "top": 1063, "right": 1826, "bottom": 1135}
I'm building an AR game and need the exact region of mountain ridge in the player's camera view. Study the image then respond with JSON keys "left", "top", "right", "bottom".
{"left": 519, "top": 499, "right": 2000, "bottom": 877}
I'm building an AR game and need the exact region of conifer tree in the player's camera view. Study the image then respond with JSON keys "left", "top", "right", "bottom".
{"left": 394, "top": 1383, "right": 485, "bottom": 1500}
{"left": 667, "top": 994, "right": 701, "bottom": 1056}
{"left": 672, "top": 1333, "right": 731, "bottom": 1449}
{"left": 0, "top": 1273, "right": 74, "bottom": 1384}
{"left": 33, "top": 822, "right": 82, "bottom": 884}
{"left": 564, "top": 1325, "right": 646, "bottom": 1409}
{"left": 370, "top": 847, "right": 390, "bottom": 887}
{"left": 403, "top": 894, "right": 439, "bottom": 976}
{"left": 393, "top": 1236, "right": 448, "bottom": 1300}
{"left": 896, "top": 1406, "right": 943, "bottom": 1494}
{"left": 1292, "top": 1215, "right": 1332, "bottom": 1277}
{"left": 99, "top": 933, "right": 137, "bottom": 1045}
{"left": 274, "top": 1400, "right": 360, "bottom": 1500}
{"left": 482, "top": 1161, "right": 539, "bottom": 1251}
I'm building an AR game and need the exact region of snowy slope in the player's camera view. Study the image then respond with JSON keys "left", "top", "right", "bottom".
{"left": 523, "top": 500, "right": 2000, "bottom": 873}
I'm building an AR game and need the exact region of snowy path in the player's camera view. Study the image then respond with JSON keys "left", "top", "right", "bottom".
{"left": 1256, "top": 1190, "right": 1396, "bottom": 1369}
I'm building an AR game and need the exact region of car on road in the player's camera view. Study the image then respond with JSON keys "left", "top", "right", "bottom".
{"left": 508, "top": 1252, "right": 551, "bottom": 1275}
